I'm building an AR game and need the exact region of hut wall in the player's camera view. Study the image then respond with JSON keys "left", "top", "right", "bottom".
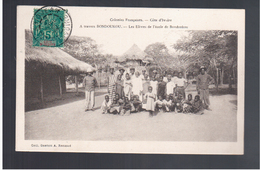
{"left": 25, "top": 62, "right": 66, "bottom": 101}
{"left": 25, "top": 62, "right": 41, "bottom": 100}
{"left": 42, "top": 73, "right": 60, "bottom": 95}
{"left": 61, "top": 75, "right": 66, "bottom": 93}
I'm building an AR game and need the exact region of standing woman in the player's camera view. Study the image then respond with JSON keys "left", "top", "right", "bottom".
{"left": 115, "top": 74, "right": 124, "bottom": 98}
{"left": 124, "top": 73, "right": 132, "bottom": 100}
{"left": 108, "top": 67, "right": 117, "bottom": 101}
{"left": 142, "top": 74, "right": 150, "bottom": 109}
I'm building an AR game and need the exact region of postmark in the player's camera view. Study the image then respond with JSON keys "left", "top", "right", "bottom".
{"left": 31, "top": 6, "right": 73, "bottom": 47}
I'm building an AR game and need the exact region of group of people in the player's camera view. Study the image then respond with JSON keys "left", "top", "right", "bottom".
{"left": 100, "top": 66, "right": 214, "bottom": 117}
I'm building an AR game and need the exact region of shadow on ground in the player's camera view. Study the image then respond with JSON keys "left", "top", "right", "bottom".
{"left": 26, "top": 87, "right": 107, "bottom": 112}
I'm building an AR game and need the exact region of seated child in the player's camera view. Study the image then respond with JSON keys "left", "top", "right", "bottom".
{"left": 192, "top": 95, "right": 204, "bottom": 115}
{"left": 131, "top": 95, "right": 142, "bottom": 112}
{"left": 120, "top": 97, "right": 132, "bottom": 115}
{"left": 155, "top": 95, "right": 164, "bottom": 112}
{"left": 175, "top": 93, "right": 184, "bottom": 113}
{"left": 114, "top": 93, "right": 120, "bottom": 104}
{"left": 101, "top": 95, "right": 111, "bottom": 114}
{"left": 108, "top": 98, "right": 120, "bottom": 114}
{"left": 183, "top": 94, "right": 193, "bottom": 113}
{"left": 163, "top": 95, "right": 174, "bottom": 112}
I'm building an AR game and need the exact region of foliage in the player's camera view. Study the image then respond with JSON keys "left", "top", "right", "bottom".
{"left": 144, "top": 42, "right": 172, "bottom": 70}
{"left": 62, "top": 36, "right": 117, "bottom": 70}
{"left": 173, "top": 30, "right": 237, "bottom": 84}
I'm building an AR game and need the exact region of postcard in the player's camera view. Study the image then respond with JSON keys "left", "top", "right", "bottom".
{"left": 16, "top": 6, "right": 245, "bottom": 154}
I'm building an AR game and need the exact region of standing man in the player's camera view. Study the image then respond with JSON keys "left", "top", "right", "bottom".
{"left": 162, "top": 70, "right": 168, "bottom": 82}
{"left": 175, "top": 72, "right": 188, "bottom": 99}
{"left": 129, "top": 68, "right": 135, "bottom": 79}
{"left": 196, "top": 66, "right": 214, "bottom": 110}
{"left": 83, "top": 68, "right": 98, "bottom": 111}
{"left": 132, "top": 71, "right": 143, "bottom": 101}
{"left": 152, "top": 70, "right": 160, "bottom": 81}
{"left": 107, "top": 67, "right": 117, "bottom": 101}
{"left": 119, "top": 68, "right": 125, "bottom": 80}
{"left": 140, "top": 69, "right": 148, "bottom": 80}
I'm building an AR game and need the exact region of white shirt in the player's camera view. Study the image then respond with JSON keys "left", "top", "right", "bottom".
{"left": 163, "top": 77, "right": 168, "bottom": 82}
{"left": 163, "top": 99, "right": 172, "bottom": 105}
{"left": 172, "top": 77, "right": 178, "bottom": 84}
{"left": 150, "top": 80, "right": 158, "bottom": 95}
{"left": 140, "top": 74, "right": 149, "bottom": 81}
{"left": 175, "top": 77, "right": 187, "bottom": 87}
{"left": 166, "top": 81, "right": 176, "bottom": 95}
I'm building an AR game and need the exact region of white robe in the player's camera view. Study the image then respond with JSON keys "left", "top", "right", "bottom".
{"left": 132, "top": 77, "right": 143, "bottom": 101}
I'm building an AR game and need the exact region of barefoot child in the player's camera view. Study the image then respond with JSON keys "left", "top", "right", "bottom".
{"left": 183, "top": 94, "right": 193, "bottom": 113}
{"left": 120, "top": 97, "right": 132, "bottom": 115}
{"left": 131, "top": 95, "right": 142, "bottom": 112}
{"left": 163, "top": 95, "right": 173, "bottom": 112}
{"left": 144, "top": 86, "right": 156, "bottom": 117}
{"left": 155, "top": 95, "right": 164, "bottom": 112}
{"left": 108, "top": 98, "right": 120, "bottom": 114}
{"left": 192, "top": 95, "right": 204, "bottom": 115}
{"left": 101, "top": 95, "right": 111, "bottom": 114}
{"left": 150, "top": 76, "right": 158, "bottom": 100}
{"left": 175, "top": 93, "right": 184, "bottom": 113}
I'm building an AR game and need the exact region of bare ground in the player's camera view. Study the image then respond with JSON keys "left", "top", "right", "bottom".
{"left": 25, "top": 85, "right": 237, "bottom": 141}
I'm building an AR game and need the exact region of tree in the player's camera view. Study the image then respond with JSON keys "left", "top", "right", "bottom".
{"left": 62, "top": 36, "right": 102, "bottom": 65}
{"left": 173, "top": 30, "right": 237, "bottom": 90}
{"left": 144, "top": 42, "right": 171, "bottom": 70}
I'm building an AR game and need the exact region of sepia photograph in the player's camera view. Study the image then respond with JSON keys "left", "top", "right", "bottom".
{"left": 16, "top": 6, "right": 245, "bottom": 154}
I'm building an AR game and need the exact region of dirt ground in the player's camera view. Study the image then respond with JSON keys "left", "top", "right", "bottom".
{"left": 25, "top": 84, "right": 237, "bottom": 141}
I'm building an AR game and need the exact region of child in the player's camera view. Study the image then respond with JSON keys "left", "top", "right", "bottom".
{"left": 124, "top": 73, "right": 132, "bottom": 100}
{"left": 175, "top": 93, "right": 184, "bottom": 113}
{"left": 163, "top": 95, "right": 173, "bottom": 112}
{"left": 192, "top": 95, "right": 204, "bottom": 115}
{"left": 108, "top": 98, "right": 120, "bottom": 114}
{"left": 150, "top": 76, "right": 158, "bottom": 99}
{"left": 142, "top": 74, "right": 150, "bottom": 109}
{"left": 183, "top": 94, "right": 193, "bottom": 113}
{"left": 166, "top": 74, "right": 176, "bottom": 96}
{"left": 101, "top": 95, "right": 111, "bottom": 114}
{"left": 120, "top": 97, "right": 132, "bottom": 116}
{"left": 131, "top": 95, "right": 142, "bottom": 112}
{"left": 144, "top": 86, "right": 156, "bottom": 117}
{"left": 157, "top": 76, "right": 167, "bottom": 99}
{"left": 155, "top": 95, "right": 164, "bottom": 112}
{"left": 83, "top": 68, "right": 98, "bottom": 111}
{"left": 115, "top": 74, "right": 124, "bottom": 99}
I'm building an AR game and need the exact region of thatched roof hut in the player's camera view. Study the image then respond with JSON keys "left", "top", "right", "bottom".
{"left": 118, "top": 44, "right": 147, "bottom": 65}
{"left": 25, "top": 30, "right": 94, "bottom": 74}
{"left": 25, "top": 30, "right": 93, "bottom": 111}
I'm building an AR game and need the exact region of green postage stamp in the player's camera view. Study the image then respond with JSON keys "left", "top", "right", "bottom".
{"left": 31, "top": 6, "right": 72, "bottom": 47}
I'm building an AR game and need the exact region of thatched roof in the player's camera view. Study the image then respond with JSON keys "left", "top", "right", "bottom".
{"left": 118, "top": 44, "right": 147, "bottom": 62}
{"left": 25, "top": 30, "right": 94, "bottom": 74}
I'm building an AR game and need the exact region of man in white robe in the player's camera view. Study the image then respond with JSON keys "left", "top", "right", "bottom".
{"left": 132, "top": 71, "right": 143, "bottom": 102}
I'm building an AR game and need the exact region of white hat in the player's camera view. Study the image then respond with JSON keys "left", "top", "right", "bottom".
{"left": 87, "top": 67, "right": 93, "bottom": 73}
